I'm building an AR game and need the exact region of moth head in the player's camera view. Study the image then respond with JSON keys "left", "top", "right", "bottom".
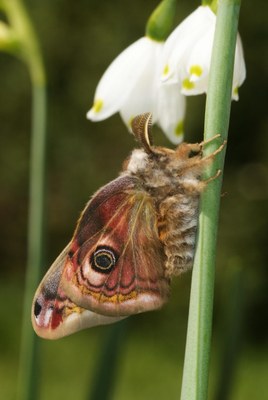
{"left": 130, "top": 113, "right": 175, "bottom": 158}
{"left": 126, "top": 113, "right": 178, "bottom": 174}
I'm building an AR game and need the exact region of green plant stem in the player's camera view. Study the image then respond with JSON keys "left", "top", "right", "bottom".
{"left": 1, "top": 1, "right": 46, "bottom": 400}
{"left": 88, "top": 320, "right": 128, "bottom": 400}
{"left": 2, "top": 0, "right": 45, "bottom": 85}
{"left": 17, "top": 80, "right": 47, "bottom": 400}
{"left": 180, "top": 1, "right": 241, "bottom": 399}
{"left": 202, "top": 1, "right": 218, "bottom": 14}
{"left": 214, "top": 260, "right": 245, "bottom": 400}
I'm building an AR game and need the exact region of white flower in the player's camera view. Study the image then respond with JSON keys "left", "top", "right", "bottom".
{"left": 87, "top": 36, "right": 186, "bottom": 144}
{"left": 162, "top": 5, "right": 246, "bottom": 100}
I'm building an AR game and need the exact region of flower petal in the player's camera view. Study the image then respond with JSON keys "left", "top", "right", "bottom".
{"left": 161, "top": 6, "right": 215, "bottom": 83}
{"left": 119, "top": 74, "right": 156, "bottom": 130}
{"left": 181, "top": 24, "right": 215, "bottom": 96}
{"left": 156, "top": 83, "right": 186, "bottom": 144}
{"left": 181, "top": 29, "right": 246, "bottom": 99}
{"left": 119, "top": 41, "right": 164, "bottom": 129}
{"left": 87, "top": 37, "right": 157, "bottom": 121}
{"left": 232, "top": 34, "right": 246, "bottom": 100}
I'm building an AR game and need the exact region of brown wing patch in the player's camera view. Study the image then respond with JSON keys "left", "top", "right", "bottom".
{"left": 32, "top": 243, "right": 125, "bottom": 339}
{"left": 32, "top": 175, "right": 169, "bottom": 338}
{"left": 61, "top": 179, "right": 170, "bottom": 316}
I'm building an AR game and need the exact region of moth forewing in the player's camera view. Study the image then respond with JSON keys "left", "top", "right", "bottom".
{"left": 59, "top": 181, "right": 170, "bottom": 317}
{"left": 32, "top": 243, "right": 125, "bottom": 339}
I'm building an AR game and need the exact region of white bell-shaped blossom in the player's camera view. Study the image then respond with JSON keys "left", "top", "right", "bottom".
{"left": 87, "top": 36, "right": 186, "bottom": 144}
{"left": 162, "top": 5, "right": 246, "bottom": 100}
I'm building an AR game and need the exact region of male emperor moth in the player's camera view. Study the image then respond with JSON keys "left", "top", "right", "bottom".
{"left": 32, "top": 113, "right": 224, "bottom": 339}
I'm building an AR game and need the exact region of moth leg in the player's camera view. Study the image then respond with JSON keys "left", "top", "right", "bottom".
{"left": 202, "top": 168, "right": 222, "bottom": 184}
{"left": 201, "top": 140, "right": 226, "bottom": 162}
{"left": 174, "top": 140, "right": 225, "bottom": 182}
{"left": 175, "top": 142, "right": 202, "bottom": 160}
{"left": 191, "top": 140, "right": 226, "bottom": 176}
{"left": 176, "top": 134, "right": 222, "bottom": 161}
{"left": 184, "top": 139, "right": 226, "bottom": 169}
{"left": 200, "top": 134, "right": 221, "bottom": 147}
{"left": 180, "top": 169, "right": 222, "bottom": 199}
{"left": 180, "top": 180, "right": 207, "bottom": 193}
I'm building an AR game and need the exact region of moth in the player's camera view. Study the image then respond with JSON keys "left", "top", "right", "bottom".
{"left": 32, "top": 113, "right": 224, "bottom": 339}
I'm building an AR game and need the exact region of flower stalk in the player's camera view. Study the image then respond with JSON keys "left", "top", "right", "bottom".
{"left": 202, "top": 0, "right": 218, "bottom": 10}
{"left": 146, "top": 0, "right": 176, "bottom": 41}
{"left": 1, "top": 1, "right": 46, "bottom": 399}
{"left": 180, "top": 1, "right": 242, "bottom": 399}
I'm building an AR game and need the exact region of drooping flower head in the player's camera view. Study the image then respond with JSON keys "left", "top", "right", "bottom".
{"left": 87, "top": 0, "right": 186, "bottom": 144}
{"left": 162, "top": 5, "right": 246, "bottom": 100}
{"left": 87, "top": 2, "right": 246, "bottom": 144}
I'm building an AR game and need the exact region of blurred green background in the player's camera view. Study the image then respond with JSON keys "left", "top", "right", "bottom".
{"left": 0, "top": 0, "right": 267, "bottom": 399}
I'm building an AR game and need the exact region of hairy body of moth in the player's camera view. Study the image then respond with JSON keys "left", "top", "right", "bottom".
{"left": 125, "top": 144, "right": 207, "bottom": 276}
{"left": 32, "top": 113, "right": 224, "bottom": 339}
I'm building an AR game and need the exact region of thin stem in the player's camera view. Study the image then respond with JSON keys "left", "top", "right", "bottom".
{"left": 17, "top": 81, "right": 47, "bottom": 400}
{"left": 202, "top": 0, "right": 218, "bottom": 13}
{"left": 2, "top": 0, "right": 45, "bottom": 85}
{"left": 180, "top": 1, "right": 241, "bottom": 399}
{"left": 1, "top": 1, "right": 46, "bottom": 399}
{"left": 88, "top": 321, "right": 128, "bottom": 400}
{"left": 214, "top": 261, "right": 245, "bottom": 400}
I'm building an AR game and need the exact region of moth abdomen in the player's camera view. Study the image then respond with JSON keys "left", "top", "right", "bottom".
{"left": 157, "top": 192, "right": 199, "bottom": 276}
